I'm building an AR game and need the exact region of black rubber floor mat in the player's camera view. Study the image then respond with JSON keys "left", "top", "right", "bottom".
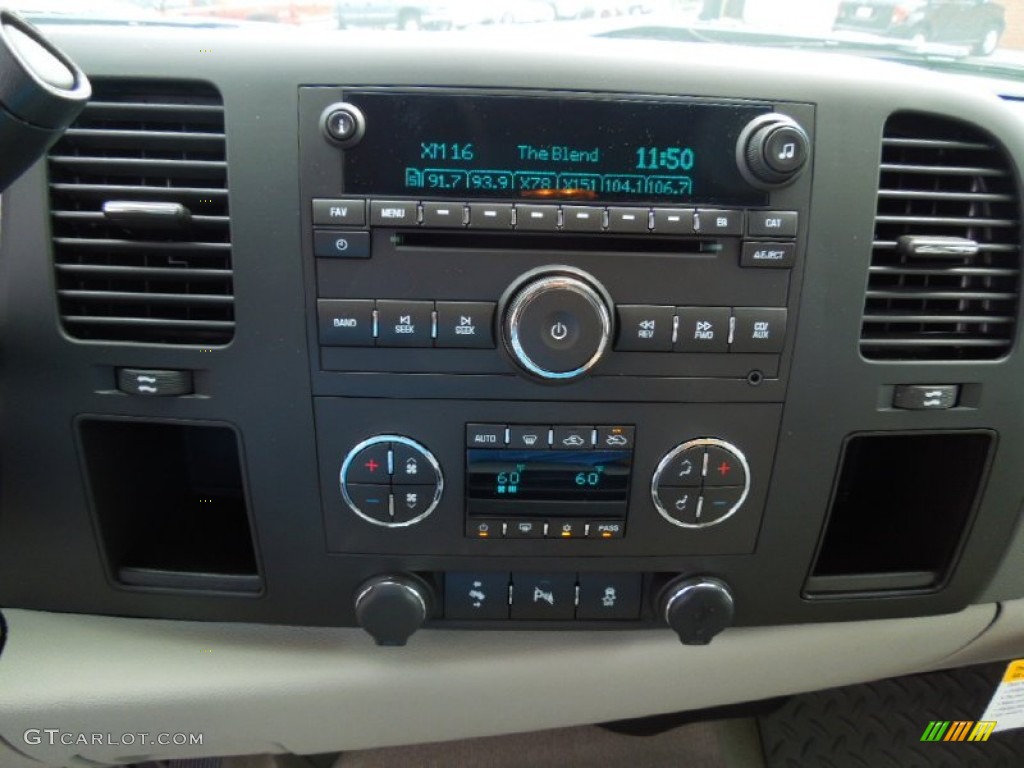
{"left": 758, "top": 660, "right": 1024, "bottom": 768}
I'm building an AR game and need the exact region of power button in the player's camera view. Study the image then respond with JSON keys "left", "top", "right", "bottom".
{"left": 503, "top": 269, "right": 613, "bottom": 382}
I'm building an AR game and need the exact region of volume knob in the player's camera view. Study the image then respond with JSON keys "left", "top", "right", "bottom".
{"left": 737, "top": 113, "right": 810, "bottom": 188}
{"left": 501, "top": 266, "right": 613, "bottom": 382}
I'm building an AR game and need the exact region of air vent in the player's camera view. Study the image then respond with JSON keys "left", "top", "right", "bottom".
{"left": 48, "top": 80, "right": 233, "bottom": 345}
{"left": 860, "top": 112, "right": 1020, "bottom": 360}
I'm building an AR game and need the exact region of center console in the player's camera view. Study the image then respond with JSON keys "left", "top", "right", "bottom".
{"left": 299, "top": 87, "right": 813, "bottom": 643}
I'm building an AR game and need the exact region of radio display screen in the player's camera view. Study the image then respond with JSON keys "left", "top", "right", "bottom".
{"left": 342, "top": 92, "right": 770, "bottom": 206}
{"left": 465, "top": 449, "right": 632, "bottom": 505}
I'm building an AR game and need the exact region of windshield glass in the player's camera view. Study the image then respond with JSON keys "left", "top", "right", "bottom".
{"left": 13, "top": 0, "right": 1024, "bottom": 76}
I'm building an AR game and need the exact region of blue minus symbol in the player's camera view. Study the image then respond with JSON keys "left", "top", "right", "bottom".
{"left": 366, "top": 497, "right": 382, "bottom": 505}
{"left": 713, "top": 500, "right": 728, "bottom": 507}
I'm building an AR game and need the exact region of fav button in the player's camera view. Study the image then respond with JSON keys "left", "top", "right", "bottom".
{"left": 376, "top": 300, "right": 434, "bottom": 347}
{"left": 312, "top": 199, "right": 366, "bottom": 227}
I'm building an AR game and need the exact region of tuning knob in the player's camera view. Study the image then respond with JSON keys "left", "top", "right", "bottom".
{"left": 500, "top": 266, "right": 613, "bottom": 382}
{"left": 737, "top": 113, "right": 810, "bottom": 188}
{"left": 658, "top": 576, "right": 735, "bottom": 646}
{"left": 354, "top": 574, "right": 433, "bottom": 646}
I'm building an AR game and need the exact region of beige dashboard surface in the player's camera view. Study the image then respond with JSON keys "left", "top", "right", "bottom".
{"left": 0, "top": 604, "right": 1003, "bottom": 766}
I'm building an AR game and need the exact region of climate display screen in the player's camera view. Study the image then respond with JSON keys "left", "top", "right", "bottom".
{"left": 466, "top": 449, "right": 632, "bottom": 504}
{"left": 343, "top": 92, "right": 770, "bottom": 206}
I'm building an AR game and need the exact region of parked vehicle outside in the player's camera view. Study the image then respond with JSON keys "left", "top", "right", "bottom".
{"left": 834, "top": 0, "right": 1006, "bottom": 55}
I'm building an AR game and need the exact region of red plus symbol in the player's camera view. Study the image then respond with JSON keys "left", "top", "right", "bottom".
{"left": 364, "top": 458, "right": 380, "bottom": 473}
{"left": 717, "top": 461, "right": 732, "bottom": 477}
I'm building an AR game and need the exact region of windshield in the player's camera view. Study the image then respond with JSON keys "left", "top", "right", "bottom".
{"left": 12, "top": 0, "right": 1024, "bottom": 77}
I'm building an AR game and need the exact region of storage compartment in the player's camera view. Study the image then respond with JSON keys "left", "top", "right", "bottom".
{"left": 806, "top": 431, "right": 993, "bottom": 595}
{"left": 79, "top": 418, "right": 261, "bottom": 592}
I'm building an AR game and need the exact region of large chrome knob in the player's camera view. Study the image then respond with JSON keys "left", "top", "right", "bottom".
{"left": 501, "top": 267, "right": 613, "bottom": 382}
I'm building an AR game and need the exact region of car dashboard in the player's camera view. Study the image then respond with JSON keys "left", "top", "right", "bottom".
{"left": 2, "top": 23, "right": 1024, "bottom": 766}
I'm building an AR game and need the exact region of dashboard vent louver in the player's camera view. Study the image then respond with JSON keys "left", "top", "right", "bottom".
{"left": 48, "top": 80, "right": 233, "bottom": 345}
{"left": 860, "top": 112, "right": 1020, "bottom": 360}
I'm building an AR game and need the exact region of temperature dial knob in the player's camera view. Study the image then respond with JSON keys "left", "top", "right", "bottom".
{"left": 501, "top": 266, "right": 614, "bottom": 382}
{"left": 355, "top": 574, "right": 433, "bottom": 646}
{"left": 737, "top": 113, "right": 810, "bottom": 188}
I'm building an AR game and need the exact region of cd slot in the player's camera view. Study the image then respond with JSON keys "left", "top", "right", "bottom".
{"left": 395, "top": 230, "right": 721, "bottom": 255}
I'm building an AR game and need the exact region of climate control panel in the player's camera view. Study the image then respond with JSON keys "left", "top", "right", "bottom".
{"left": 340, "top": 435, "right": 444, "bottom": 527}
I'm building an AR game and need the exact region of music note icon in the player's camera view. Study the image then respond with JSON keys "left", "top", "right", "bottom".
{"left": 778, "top": 142, "right": 796, "bottom": 161}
